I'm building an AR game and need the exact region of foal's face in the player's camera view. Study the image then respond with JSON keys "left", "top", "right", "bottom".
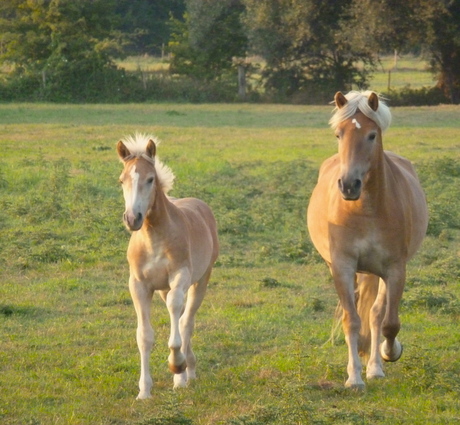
{"left": 335, "top": 111, "right": 381, "bottom": 200}
{"left": 119, "top": 158, "right": 156, "bottom": 231}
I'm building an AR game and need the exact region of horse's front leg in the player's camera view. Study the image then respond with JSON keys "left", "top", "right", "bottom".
{"left": 129, "top": 277, "right": 154, "bottom": 399}
{"left": 380, "top": 266, "right": 405, "bottom": 362}
{"left": 331, "top": 261, "right": 364, "bottom": 389}
{"left": 166, "top": 267, "right": 191, "bottom": 387}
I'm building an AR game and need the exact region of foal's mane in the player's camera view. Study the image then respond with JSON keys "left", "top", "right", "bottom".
{"left": 329, "top": 91, "right": 392, "bottom": 133}
{"left": 121, "top": 133, "right": 175, "bottom": 194}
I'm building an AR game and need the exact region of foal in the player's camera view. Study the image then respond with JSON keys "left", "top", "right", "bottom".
{"left": 307, "top": 91, "right": 428, "bottom": 389}
{"left": 117, "top": 134, "right": 219, "bottom": 399}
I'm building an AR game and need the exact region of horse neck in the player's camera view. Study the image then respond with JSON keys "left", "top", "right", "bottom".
{"left": 362, "top": 141, "right": 388, "bottom": 207}
{"left": 144, "top": 179, "right": 173, "bottom": 229}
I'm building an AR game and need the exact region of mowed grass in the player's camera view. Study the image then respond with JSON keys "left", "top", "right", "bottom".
{"left": 0, "top": 102, "right": 459, "bottom": 424}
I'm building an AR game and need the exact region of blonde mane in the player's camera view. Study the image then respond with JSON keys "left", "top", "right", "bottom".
{"left": 329, "top": 91, "right": 392, "bottom": 133}
{"left": 120, "top": 133, "right": 175, "bottom": 194}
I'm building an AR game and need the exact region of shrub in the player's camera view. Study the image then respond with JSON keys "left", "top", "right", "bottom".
{"left": 384, "top": 85, "right": 450, "bottom": 106}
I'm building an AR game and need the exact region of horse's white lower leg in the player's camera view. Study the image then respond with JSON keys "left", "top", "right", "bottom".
{"left": 166, "top": 288, "right": 187, "bottom": 375}
{"left": 136, "top": 324, "right": 154, "bottom": 399}
{"left": 345, "top": 332, "right": 365, "bottom": 389}
{"left": 343, "top": 311, "right": 365, "bottom": 389}
{"left": 129, "top": 284, "right": 154, "bottom": 399}
{"left": 367, "top": 284, "right": 386, "bottom": 379}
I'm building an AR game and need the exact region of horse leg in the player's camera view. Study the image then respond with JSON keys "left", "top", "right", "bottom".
{"left": 366, "top": 278, "right": 387, "bottom": 379}
{"left": 380, "top": 267, "right": 405, "bottom": 362}
{"left": 129, "top": 277, "right": 154, "bottom": 399}
{"left": 331, "top": 263, "right": 364, "bottom": 389}
{"left": 165, "top": 268, "right": 191, "bottom": 383}
{"left": 174, "top": 267, "right": 211, "bottom": 388}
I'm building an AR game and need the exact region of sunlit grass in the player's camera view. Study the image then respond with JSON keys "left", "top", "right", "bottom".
{"left": 0, "top": 102, "right": 459, "bottom": 424}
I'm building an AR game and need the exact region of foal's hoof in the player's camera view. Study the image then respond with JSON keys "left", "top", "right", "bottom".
{"left": 381, "top": 340, "right": 403, "bottom": 363}
{"left": 169, "top": 361, "right": 187, "bottom": 374}
{"left": 345, "top": 382, "right": 366, "bottom": 391}
{"left": 136, "top": 392, "right": 152, "bottom": 400}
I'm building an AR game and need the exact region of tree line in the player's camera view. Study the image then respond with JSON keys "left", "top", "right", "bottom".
{"left": 0, "top": 0, "right": 458, "bottom": 104}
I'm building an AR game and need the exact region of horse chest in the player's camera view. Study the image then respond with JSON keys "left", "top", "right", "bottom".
{"left": 128, "top": 238, "right": 176, "bottom": 290}
{"left": 352, "top": 229, "right": 395, "bottom": 274}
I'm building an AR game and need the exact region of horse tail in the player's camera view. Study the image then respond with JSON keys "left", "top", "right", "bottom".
{"left": 356, "top": 273, "right": 380, "bottom": 360}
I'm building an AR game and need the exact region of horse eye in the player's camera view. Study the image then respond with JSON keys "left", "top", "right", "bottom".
{"left": 147, "top": 177, "right": 154, "bottom": 184}
{"left": 368, "top": 133, "right": 377, "bottom": 142}
{"left": 118, "top": 179, "right": 124, "bottom": 185}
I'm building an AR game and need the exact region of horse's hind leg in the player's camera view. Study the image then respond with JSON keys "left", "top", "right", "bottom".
{"left": 129, "top": 278, "right": 155, "bottom": 399}
{"left": 174, "top": 267, "right": 211, "bottom": 388}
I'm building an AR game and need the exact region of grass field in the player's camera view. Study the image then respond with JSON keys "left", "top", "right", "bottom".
{"left": 0, "top": 102, "right": 459, "bottom": 424}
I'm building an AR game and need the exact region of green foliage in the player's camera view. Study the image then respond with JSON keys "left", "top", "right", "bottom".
{"left": 115, "top": 0, "right": 185, "bottom": 56}
{"left": 0, "top": 0, "right": 126, "bottom": 101}
{"left": 384, "top": 86, "right": 449, "bottom": 106}
{"left": 169, "top": 0, "right": 247, "bottom": 82}
{"left": 243, "top": 0, "right": 375, "bottom": 100}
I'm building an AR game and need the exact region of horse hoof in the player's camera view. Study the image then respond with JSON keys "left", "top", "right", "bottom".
{"left": 345, "top": 379, "right": 366, "bottom": 391}
{"left": 345, "top": 383, "right": 366, "bottom": 391}
{"left": 381, "top": 340, "right": 403, "bottom": 363}
{"left": 136, "top": 392, "right": 152, "bottom": 400}
{"left": 169, "top": 361, "right": 187, "bottom": 374}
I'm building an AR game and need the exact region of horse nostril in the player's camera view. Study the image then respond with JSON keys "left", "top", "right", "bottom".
{"left": 354, "top": 179, "right": 362, "bottom": 191}
{"left": 338, "top": 179, "right": 344, "bottom": 191}
{"left": 136, "top": 212, "right": 142, "bottom": 222}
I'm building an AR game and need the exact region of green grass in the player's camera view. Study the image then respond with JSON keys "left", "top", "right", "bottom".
{"left": 370, "top": 54, "right": 434, "bottom": 92}
{"left": 0, "top": 102, "right": 459, "bottom": 424}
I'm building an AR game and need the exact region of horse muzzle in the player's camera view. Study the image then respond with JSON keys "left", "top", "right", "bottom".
{"left": 338, "top": 177, "right": 362, "bottom": 201}
{"left": 123, "top": 211, "right": 144, "bottom": 231}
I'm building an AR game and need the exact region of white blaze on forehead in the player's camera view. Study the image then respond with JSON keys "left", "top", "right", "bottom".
{"left": 129, "top": 165, "right": 140, "bottom": 206}
{"left": 352, "top": 118, "right": 361, "bottom": 129}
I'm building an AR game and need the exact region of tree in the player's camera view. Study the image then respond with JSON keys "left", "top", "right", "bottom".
{"left": 114, "top": 0, "right": 185, "bottom": 56}
{"left": 426, "top": 0, "right": 460, "bottom": 103}
{"left": 0, "top": 0, "right": 126, "bottom": 101}
{"left": 243, "top": 0, "right": 376, "bottom": 102}
{"left": 169, "top": 0, "right": 247, "bottom": 81}
{"left": 344, "top": 0, "right": 460, "bottom": 104}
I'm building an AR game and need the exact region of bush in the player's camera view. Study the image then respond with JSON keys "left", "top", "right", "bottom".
{"left": 383, "top": 85, "right": 450, "bottom": 106}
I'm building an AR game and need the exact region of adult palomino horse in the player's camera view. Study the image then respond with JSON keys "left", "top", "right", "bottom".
{"left": 307, "top": 91, "right": 428, "bottom": 389}
{"left": 117, "top": 134, "right": 219, "bottom": 399}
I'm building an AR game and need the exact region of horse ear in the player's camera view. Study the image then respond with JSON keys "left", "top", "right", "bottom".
{"left": 146, "top": 139, "right": 156, "bottom": 159}
{"left": 368, "top": 92, "right": 379, "bottom": 111}
{"left": 334, "top": 92, "right": 348, "bottom": 109}
{"left": 117, "top": 141, "right": 131, "bottom": 162}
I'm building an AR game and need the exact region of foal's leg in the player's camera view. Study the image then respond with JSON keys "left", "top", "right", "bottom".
{"left": 129, "top": 277, "right": 154, "bottom": 399}
{"left": 380, "top": 267, "right": 405, "bottom": 362}
{"left": 165, "top": 268, "right": 191, "bottom": 381}
{"left": 331, "top": 262, "right": 364, "bottom": 389}
{"left": 174, "top": 268, "right": 211, "bottom": 388}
